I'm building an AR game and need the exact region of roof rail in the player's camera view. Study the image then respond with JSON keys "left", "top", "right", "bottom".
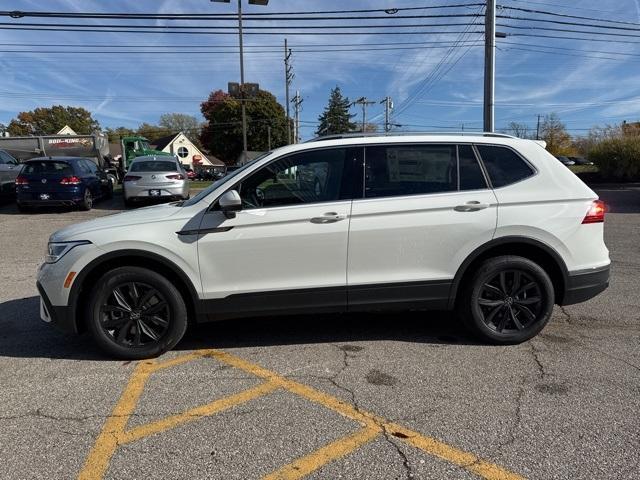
{"left": 305, "top": 131, "right": 517, "bottom": 143}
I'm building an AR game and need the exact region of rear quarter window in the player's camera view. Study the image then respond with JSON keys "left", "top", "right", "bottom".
{"left": 475, "top": 145, "right": 535, "bottom": 188}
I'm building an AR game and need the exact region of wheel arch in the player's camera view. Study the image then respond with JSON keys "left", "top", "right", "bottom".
{"left": 69, "top": 250, "right": 201, "bottom": 333}
{"left": 448, "top": 236, "right": 569, "bottom": 309}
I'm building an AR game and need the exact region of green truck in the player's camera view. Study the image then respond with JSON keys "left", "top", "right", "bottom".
{"left": 116, "top": 136, "right": 172, "bottom": 179}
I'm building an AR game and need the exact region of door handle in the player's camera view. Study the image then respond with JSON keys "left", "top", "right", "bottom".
{"left": 310, "top": 212, "right": 347, "bottom": 224}
{"left": 454, "top": 201, "right": 490, "bottom": 212}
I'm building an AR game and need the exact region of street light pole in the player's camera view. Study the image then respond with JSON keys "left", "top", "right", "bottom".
{"left": 237, "top": 0, "right": 248, "bottom": 161}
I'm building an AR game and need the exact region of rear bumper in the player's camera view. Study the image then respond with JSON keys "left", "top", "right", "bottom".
{"left": 560, "top": 265, "right": 610, "bottom": 305}
{"left": 36, "top": 281, "right": 78, "bottom": 334}
{"left": 17, "top": 189, "right": 83, "bottom": 206}
{"left": 124, "top": 184, "right": 189, "bottom": 200}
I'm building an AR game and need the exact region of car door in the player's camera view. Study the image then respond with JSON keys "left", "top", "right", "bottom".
{"left": 196, "top": 146, "right": 361, "bottom": 317}
{"left": 0, "top": 150, "right": 20, "bottom": 192}
{"left": 347, "top": 143, "right": 498, "bottom": 309}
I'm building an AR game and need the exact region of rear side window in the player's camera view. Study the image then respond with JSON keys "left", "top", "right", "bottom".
{"left": 365, "top": 144, "right": 457, "bottom": 198}
{"left": 130, "top": 161, "right": 176, "bottom": 172}
{"left": 364, "top": 144, "right": 487, "bottom": 199}
{"left": 475, "top": 145, "right": 534, "bottom": 188}
{"left": 23, "top": 161, "right": 73, "bottom": 176}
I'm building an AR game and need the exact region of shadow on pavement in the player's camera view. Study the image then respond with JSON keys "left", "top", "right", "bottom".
{"left": 0, "top": 296, "right": 478, "bottom": 361}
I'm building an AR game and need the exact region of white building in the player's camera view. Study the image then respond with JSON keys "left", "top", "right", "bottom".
{"left": 56, "top": 125, "right": 77, "bottom": 135}
{"left": 151, "top": 132, "right": 224, "bottom": 169}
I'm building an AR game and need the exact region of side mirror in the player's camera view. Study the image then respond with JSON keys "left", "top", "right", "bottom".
{"left": 219, "top": 190, "right": 242, "bottom": 219}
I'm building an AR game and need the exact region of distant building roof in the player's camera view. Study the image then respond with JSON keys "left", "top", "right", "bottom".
{"left": 149, "top": 133, "right": 178, "bottom": 151}
{"left": 57, "top": 125, "right": 77, "bottom": 135}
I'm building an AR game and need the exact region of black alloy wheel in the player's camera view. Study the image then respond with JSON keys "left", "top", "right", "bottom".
{"left": 100, "top": 282, "right": 171, "bottom": 347}
{"left": 87, "top": 267, "right": 188, "bottom": 359}
{"left": 477, "top": 270, "right": 542, "bottom": 333}
{"left": 460, "top": 256, "right": 555, "bottom": 344}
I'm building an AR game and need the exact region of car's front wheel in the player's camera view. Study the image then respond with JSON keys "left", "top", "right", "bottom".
{"left": 86, "top": 267, "right": 188, "bottom": 359}
{"left": 458, "top": 256, "right": 555, "bottom": 344}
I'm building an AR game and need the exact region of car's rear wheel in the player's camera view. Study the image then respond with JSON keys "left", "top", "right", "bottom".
{"left": 86, "top": 267, "right": 188, "bottom": 359}
{"left": 78, "top": 189, "right": 93, "bottom": 211}
{"left": 458, "top": 256, "right": 554, "bottom": 344}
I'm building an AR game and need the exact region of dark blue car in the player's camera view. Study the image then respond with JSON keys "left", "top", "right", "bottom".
{"left": 16, "top": 157, "right": 113, "bottom": 212}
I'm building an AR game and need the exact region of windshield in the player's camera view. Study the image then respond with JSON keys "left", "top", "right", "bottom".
{"left": 180, "top": 152, "right": 271, "bottom": 207}
{"left": 130, "top": 160, "right": 176, "bottom": 172}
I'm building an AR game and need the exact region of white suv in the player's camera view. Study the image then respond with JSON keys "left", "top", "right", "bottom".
{"left": 37, "top": 134, "right": 610, "bottom": 359}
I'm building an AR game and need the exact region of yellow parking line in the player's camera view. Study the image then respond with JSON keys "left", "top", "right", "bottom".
{"left": 120, "top": 381, "right": 279, "bottom": 444}
{"left": 207, "top": 350, "right": 525, "bottom": 480}
{"left": 78, "top": 349, "right": 525, "bottom": 480}
{"left": 77, "top": 361, "right": 155, "bottom": 480}
{"left": 379, "top": 420, "right": 524, "bottom": 480}
{"left": 263, "top": 427, "right": 381, "bottom": 480}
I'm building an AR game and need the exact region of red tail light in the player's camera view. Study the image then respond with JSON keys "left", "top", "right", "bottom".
{"left": 124, "top": 175, "right": 141, "bottom": 182}
{"left": 15, "top": 175, "right": 28, "bottom": 186}
{"left": 582, "top": 200, "right": 606, "bottom": 224}
{"left": 60, "top": 176, "right": 81, "bottom": 185}
{"left": 166, "top": 174, "right": 185, "bottom": 180}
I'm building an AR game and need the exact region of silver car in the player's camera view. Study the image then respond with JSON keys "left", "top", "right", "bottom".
{"left": 123, "top": 156, "right": 189, "bottom": 207}
{"left": 0, "top": 149, "right": 21, "bottom": 199}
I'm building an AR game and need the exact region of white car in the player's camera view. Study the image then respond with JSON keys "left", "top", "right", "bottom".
{"left": 122, "top": 156, "right": 190, "bottom": 207}
{"left": 37, "top": 133, "right": 610, "bottom": 359}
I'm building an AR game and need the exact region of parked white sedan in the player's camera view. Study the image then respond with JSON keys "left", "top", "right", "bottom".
{"left": 123, "top": 155, "right": 190, "bottom": 207}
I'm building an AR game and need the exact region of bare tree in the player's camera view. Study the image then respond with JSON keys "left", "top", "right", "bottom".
{"left": 505, "top": 122, "right": 531, "bottom": 139}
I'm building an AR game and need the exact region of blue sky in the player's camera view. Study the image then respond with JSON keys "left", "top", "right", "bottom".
{"left": 1, "top": 0, "right": 639, "bottom": 140}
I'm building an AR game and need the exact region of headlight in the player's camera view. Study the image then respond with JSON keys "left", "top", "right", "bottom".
{"left": 45, "top": 241, "right": 91, "bottom": 264}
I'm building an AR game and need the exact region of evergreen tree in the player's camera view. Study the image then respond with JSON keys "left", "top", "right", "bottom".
{"left": 316, "top": 86, "right": 356, "bottom": 136}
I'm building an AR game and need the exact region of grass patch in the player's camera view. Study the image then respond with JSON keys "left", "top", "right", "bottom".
{"left": 189, "top": 181, "right": 214, "bottom": 189}
{"left": 569, "top": 165, "right": 599, "bottom": 174}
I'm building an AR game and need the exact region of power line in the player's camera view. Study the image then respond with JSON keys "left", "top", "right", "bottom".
{"left": 0, "top": 26, "right": 485, "bottom": 36}
{"left": 497, "top": 23, "right": 640, "bottom": 38}
{"left": 0, "top": 4, "right": 485, "bottom": 19}
{"left": 498, "top": 4, "right": 640, "bottom": 27}
{"left": 498, "top": 14, "right": 640, "bottom": 32}
{"left": 0, "top": 21, "right": 482, "bottom": 30}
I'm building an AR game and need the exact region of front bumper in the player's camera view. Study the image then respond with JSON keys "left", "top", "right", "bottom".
{"left": 37, "top": 281, "right": 78, "bottom": 334}
{"left": 561, "top": 265, "right": 610, "bottom": 305}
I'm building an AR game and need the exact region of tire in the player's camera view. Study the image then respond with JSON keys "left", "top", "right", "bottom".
{"left": 124, "top": 196, "right": 134, "bottom": 208}
{"left": 457, "top": 256, "right": 555, "bottom": 344}
{"left": 78, "top": 188, "right": 93, "bottom": 211}
{"left": 86, "top": 266, "right": 188, "bottom": 359}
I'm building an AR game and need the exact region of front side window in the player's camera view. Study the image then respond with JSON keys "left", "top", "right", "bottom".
{"left": 0, "top": 150, "right": 16, "bottom": 164}
{"left": 475, "top": 145, "right": 534, "bottom": 188}
{"left": 237, "top": 148, "right": 350, "bottom": 209}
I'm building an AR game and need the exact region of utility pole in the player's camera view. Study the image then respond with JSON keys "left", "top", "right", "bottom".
{"left": 536, "top": 114, "right": 541, "bottom": 140}
{"left": 292, "top": 90, "right": 303, "bottom": 143}
{"left": 267, "top": 125, "right": 272, "bottom": 150}
{"left": 284, "top": 39, "right": 293, "bottom": 145}
{"left": 237, "top": 0, "right": 249, "bottom": 161}
{"left": 381, "top": 96, "right": 393, "bottom": 132}
{"left": 353, "top": 97, "right": 376, "bottom": 132}
{"left": 483, "top": 0, "right": 496, "bottom": 132}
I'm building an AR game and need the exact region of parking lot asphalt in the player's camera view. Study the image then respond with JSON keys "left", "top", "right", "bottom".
{"left": 1, "top": 187, "right": 639, "bottom": 480}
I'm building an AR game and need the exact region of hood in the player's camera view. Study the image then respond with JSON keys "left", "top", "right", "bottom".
{"left": 50, "top": 203, "right": 183, "bottom": 242}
